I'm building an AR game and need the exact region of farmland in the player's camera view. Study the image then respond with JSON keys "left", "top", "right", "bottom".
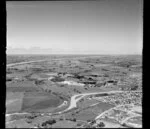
{"left": 6, "top": 55, "right": 142, "bottom": 128}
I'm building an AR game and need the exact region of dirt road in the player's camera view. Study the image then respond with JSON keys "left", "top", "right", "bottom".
{"left": 7, "top": 55, "right": 108, "bottom": 67}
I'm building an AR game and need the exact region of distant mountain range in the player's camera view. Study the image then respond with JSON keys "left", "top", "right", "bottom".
{"left": 7, "top": 47, "right": 141, "bottom": 55}
{"left": 6, "top": 47, "right": 88, "bottom": 54}
{"left": 7, "top": 47, "right": 54, "bottom": 54}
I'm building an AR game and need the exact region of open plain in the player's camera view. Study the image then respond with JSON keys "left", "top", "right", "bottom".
{"left": 6, "top": 55, "right": 142, "bottom": 128}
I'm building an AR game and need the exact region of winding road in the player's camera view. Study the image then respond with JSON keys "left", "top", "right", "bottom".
{"left": 57, "top": 90, "right": 141, "bottom": 114}
{"left": 63, "top": 90, "right": 123, "bottom": 112}
{"left": 7, "top": 56, "right": 92, "bottom": 67}
{"left": 7, "top": 59, "right": 47, "bottom": 67}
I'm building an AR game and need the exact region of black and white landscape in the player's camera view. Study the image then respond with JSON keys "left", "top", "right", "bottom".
{"left": 6, "top": 0, "right": 143, "bottom": 128}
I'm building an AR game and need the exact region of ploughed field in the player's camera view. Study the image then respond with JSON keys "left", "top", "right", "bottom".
{"left": 6, "top": 81, "right": 63, "bottom": 114}
{"left": 22, "top": 92, "right": 62, "bottom": 112}
{"left": 6, "top": 91, "right": 63, "bottom": 114}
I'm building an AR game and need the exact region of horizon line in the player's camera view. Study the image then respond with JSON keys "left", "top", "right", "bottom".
{"left": 7, "top": 53, "right": 142, "bottom": 55}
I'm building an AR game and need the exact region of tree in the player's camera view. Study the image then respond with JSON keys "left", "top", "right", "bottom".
{"left": 72, "top": 118, "right": 76, "bottom": 122}
{"left": 97, "top": 122, "right": 105, "bottom": 127}
{"left": 47, "top": 119, "right": 56, "bottom": 125}
{"left": 131, "top": 85, "right": 138, "bottom": 90}
{"left": 89, "top": 120, "right": 96, "bottom": 125}
{"left": 41, "top": 119, "right": 56, "bottom": 127}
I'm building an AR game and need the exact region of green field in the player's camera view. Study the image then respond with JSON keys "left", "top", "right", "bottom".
{"left": 22, "top": 92, "right": 63, "bottom": 112}
{"left": 6, "top": 90, "right": 64, "bottom": 113}
{"left": 6, "top": 92, "right": 24, "bottom": 113}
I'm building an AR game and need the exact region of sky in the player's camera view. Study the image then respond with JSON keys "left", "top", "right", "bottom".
{"left": 7, "top": 0, "right": 143, "bottom": 54}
